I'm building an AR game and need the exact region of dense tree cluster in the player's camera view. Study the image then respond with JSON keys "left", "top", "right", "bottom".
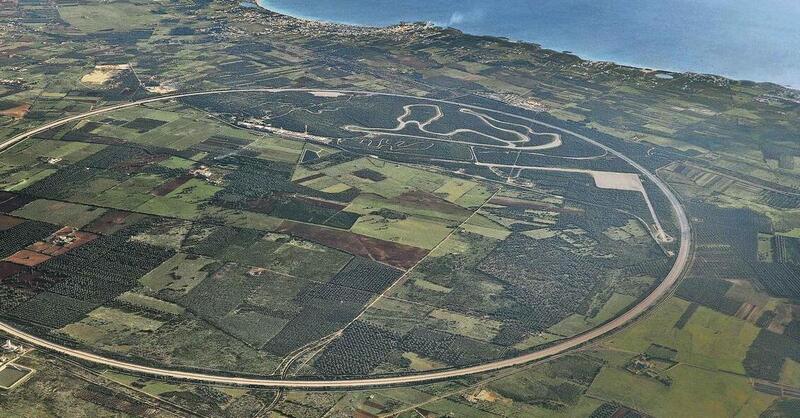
{"left": 400, "top": 327, "right": 509, "bottom": 367}
{"left": 329, "top": 256, "right": 403, "bottom": 293}
{"left": 0, "top": 220, "right": 59, "bottom": 258}
{"left": 262, "top": 304, "right": 362, "bottom": 356}
{"left": 744, "top": 329, "right": 800, "bottom": 381}
{"left": 313, "top": 321, "right": 399, "bottom": 376}
{"left": 479, "top": 233, "right": 597, "bottom": 329}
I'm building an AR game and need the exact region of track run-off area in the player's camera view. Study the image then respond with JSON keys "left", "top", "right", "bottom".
{"left": 0, "top": 88, "right": 691, "bottom": 389}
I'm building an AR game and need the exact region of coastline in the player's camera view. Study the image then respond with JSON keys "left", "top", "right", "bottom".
{"left": 254, "top": 0, "right": 798, "bottom": 91}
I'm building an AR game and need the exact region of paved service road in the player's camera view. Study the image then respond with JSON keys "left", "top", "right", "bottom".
{"left": 0, "top": 89, "right": 691, "bottom": 389}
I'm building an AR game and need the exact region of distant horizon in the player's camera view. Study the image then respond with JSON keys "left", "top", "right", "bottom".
{"left": 258, "top": 0, "right": 800, "bottom": 89}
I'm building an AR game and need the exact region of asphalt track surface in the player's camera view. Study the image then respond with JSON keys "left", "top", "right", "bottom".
{"left": 0, "top": 88, "right": 691, "bottom": 389}
{"left": 344, "top": 103, "right": 562, "bottom": 150}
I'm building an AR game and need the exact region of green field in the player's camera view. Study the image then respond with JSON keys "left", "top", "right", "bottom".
{"left": 58, "top": 3, "right": 163, "bottom": 32}
{"left": 604, "top": 298, "right": 760, "bottom": 374}
{"left": 136, "top": 179, "right": 222, "bottom": 219}
{"left": 139, "top": 252, "right": 217, "bottom": 294}
{"left": 588, "top": 363, "right": 774, "bottom": 417}
{"left": 350, "top": 213, "right": 454, "bottom": 249}
{"left": 12, "top": 199, "right": 106, "bottom": 227}
{"left": 0, "top": 366, "right": 32, "bottom": 389}
{"left": 60, "top": 307, "right": 164, "bottom": 351}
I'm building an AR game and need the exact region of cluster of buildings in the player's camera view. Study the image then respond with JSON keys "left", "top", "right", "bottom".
{"left": 2, "top": 339, "right": 22, "bottom": 353}
{"left": 1, "top": 339, "right": 26, "bottom": 365}
{"left": 233, "top": 2, "right": 439, "bottom": 43}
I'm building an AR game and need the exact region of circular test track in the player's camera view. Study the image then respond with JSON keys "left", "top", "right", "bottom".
{"left": 0, "top": 88, "right": 691, "bottom": 389}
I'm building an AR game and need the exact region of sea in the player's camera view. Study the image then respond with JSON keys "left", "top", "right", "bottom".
{"left": 257, "top": 0, "right": 800, "bottom": 89}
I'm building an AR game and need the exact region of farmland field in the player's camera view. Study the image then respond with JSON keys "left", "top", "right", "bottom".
{"left": 0, "top": 90, "right": 681, "bottom": 378}
{"left": 0, "top": 365, "right": 32, "bottom": 390}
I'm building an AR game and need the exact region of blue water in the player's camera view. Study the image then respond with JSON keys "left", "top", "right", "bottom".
{"left": 258, "top": 0, "right": 800, "bottom": 88}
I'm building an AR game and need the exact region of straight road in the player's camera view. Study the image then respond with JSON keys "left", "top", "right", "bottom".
{"left": 0, "top": 88, "right": 691, "bottom": 389}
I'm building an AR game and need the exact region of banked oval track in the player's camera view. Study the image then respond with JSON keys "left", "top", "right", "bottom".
{"left": 0, "top": 88, "right": 691, "bottom": 389}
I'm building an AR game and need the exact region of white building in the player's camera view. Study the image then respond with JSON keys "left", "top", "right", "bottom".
{"left": 2, "top": 340, "right": 19, "bottom": 352}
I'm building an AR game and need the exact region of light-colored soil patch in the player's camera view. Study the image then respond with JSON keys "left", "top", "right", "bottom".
{"left": 412, "top": 278, "right": 452, "bottom": 293}
{"left": 309, "top": 91, "right": 345, "bottom": 97}
{"left": 320, "top": 183, "right": 352, "bottom": 193}
{"left": 402, "top": 352, "right": 446, "bottom": 371}
{"left": 523, "top": 228, "right": 558, "bottom": 240}
{"left": 145, "top": 85, "right": 177, "bottom": 94}
{"left": 4, "top": 249, "right": 51, "bottom": 267}
{"left": 429, "top": 308, "right": 503, "bottom": 341}
{"left": 27, "top": 227, "right": 99, "bottom": 256}
{"left": 116, "top": 291, "right": 185, "bottom": 315}
{"left": 734, "top": 303, "right": 760, "bottom": 322}
{"left": 464, "top": 389, "right": 510, "bottom": 404}
{"left": 0, "top": 103, "right": 31, "bottom": 119}
{"left": 80, "top": 64, "right": 130, "bottom": 85}
{"left": 590, "top": 170, "right": 643, "bottom": 192}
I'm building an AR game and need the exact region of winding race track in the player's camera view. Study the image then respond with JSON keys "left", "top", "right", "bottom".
{"left": 0, "top": 88, "right": 691, "bottom": 389}
{"left": 344, "top": 103, "right": 562, "bottom": 150}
